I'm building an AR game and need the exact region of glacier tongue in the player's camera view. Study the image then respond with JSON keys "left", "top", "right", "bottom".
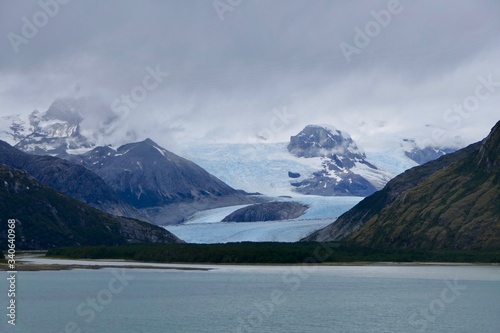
{"left": 165, "top": 196, "right": 363, "bottom": 243}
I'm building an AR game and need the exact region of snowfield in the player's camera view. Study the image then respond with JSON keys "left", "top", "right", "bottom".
{"left": 182, "top": 142, "right": 321, "bottom": 196}
{"left": 181, "top": 142, "right": 417, "bottom": 196}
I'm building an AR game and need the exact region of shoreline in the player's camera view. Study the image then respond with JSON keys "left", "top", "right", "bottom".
{"left": 0, "top": 262, "right": 212, "bottom": 271}
{"left": 1, "top": 256, "right": 497, "bottom": 272}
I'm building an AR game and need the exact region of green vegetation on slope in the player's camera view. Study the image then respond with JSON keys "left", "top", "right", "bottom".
{"left": 46, "top": 243, "right": 500, "bottom": 264}
{"left": 346, "top": 123, "right": 500, "bottom": 250}
{"left": 304, "top": 120, "right": 500, "bottom": 250}
{"left": 349, "top": 168, "right": 499, "bottom": 249}
{"left": 0, "top": 164, "right": 181, "bottom": 250}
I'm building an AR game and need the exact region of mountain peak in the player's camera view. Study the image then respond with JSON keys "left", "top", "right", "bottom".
{"left": 288, "top": 124, "right": 364, "bottom": 159}
{"left": 477, "top": 120, "right": 500, "bottom": 171}
{"left": 286, "top": 125, "right": 385, "bottom": 197}
{"left": 12, "top": 97, "right": 94, "bottom": 155}
{"left": 140, "top": 138, "right": 158, "bottom": 146}
{"left": 71, "top": 139, "right": 243, "bottom": 214}
{"left": 116, "top": 138, "right": 168, "bottom": 158}
{"left": 304, "top": 124, "right": 350, "bottom": 138}
{"left": 126, "top": 138, "right": 160, "bottom": 150}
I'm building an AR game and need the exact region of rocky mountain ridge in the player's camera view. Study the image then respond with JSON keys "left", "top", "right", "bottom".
{"left": 67, "top": 138, "right": 253, "bottom": 224}
{"left": 0, "top": 140, "right": 141, "bottom": 219}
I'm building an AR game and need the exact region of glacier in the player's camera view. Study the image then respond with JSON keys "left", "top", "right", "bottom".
{"left": 169, "top": 141, "right": 418, "bottom": 243}
{"left": 164, "top": 196, "right": 362, "bottom": 243}
{"left": 181, "top": 142, "right": 417, "bottom": 197}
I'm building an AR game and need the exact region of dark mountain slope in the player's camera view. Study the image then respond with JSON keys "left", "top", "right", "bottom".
{"left": 303, "top": 121, "right": 500, "bottom": 250}
{"left": 0, "top": 164, "right": 182, "bottom": 250}
{"left": 0, "top": 140, "right": 139, "bottom": 218}
{"left": 303, "top": 142, "right": 481, "bottom": 242}
{"left": 69, "top": 138, "right": 249, "bottom": 208}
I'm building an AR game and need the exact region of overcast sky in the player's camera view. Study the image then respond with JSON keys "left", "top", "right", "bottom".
{"left": 1, "top": 0, "right": 499, "bottom": 151}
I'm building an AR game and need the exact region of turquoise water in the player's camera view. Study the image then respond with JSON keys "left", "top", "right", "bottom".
{"left": 1, "top": 265, "right": 499, "bottom": 332}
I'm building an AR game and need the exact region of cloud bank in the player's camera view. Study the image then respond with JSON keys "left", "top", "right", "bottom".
{"left": 1, "top": 0, "right": 499, "bottom": 150}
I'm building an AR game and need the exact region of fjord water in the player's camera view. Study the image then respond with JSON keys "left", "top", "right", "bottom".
{"left": 1, "top": 265, "right": 499, "bottom": 332}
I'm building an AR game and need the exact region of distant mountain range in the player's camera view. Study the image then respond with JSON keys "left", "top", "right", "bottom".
{"left": 0, "top": 164, "right": 182, "bottom": 250}
{"left": 0, "top": 97, "right": 463, "bottom": 236}
{"left": 304, "top": 120, "right": 500, "bottom": 250}
{"left": 1, "top": 98, "right": 454, "bottom": 199}
{"left": 0, "top": 98, "right": 254, "bottom": 224}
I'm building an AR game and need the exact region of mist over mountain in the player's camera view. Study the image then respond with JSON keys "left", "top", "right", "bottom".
{"left": 0, "top": 96, "right": 140, "bottom": 156}
{"left": 2, "top": 98, "right": 94, "bottom": 155}
{"left": 401, "top": 138, "right": 456, "bottom": 165}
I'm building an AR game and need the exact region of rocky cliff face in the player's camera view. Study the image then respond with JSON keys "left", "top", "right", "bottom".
{"left": 222, "top": 202, "right": 308, "bottom": 222}
{"left": 303, "top": 120, "right": 500, "bottom": 250}
{"left": 288, "top": 125, "right": 365, "bottom": 160}
{"left": 0, "top": 164, "right": 182, "bottom": 250}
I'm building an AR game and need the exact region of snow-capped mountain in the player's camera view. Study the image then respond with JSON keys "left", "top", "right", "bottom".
{"left": 67, "top": 138, "right": 253, "bottom": 224}
{"left": 288, "top": 124, "right": 364, "bottom": 160}
{"left": 286, "top": 125, "right": 393, "bottom": 196}
{"left": 0, "top": 97, "right": 462, "bottom": 242}
{"left": 1, "top": 98, "right": 95, "bottom": 155}
{"left": 182, "top": 134, "right": 417, "bottom": 199}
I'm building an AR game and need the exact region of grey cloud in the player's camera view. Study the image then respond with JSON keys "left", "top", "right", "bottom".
{"left": 1, "top": 0, "right": 499, "bottom": 150}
